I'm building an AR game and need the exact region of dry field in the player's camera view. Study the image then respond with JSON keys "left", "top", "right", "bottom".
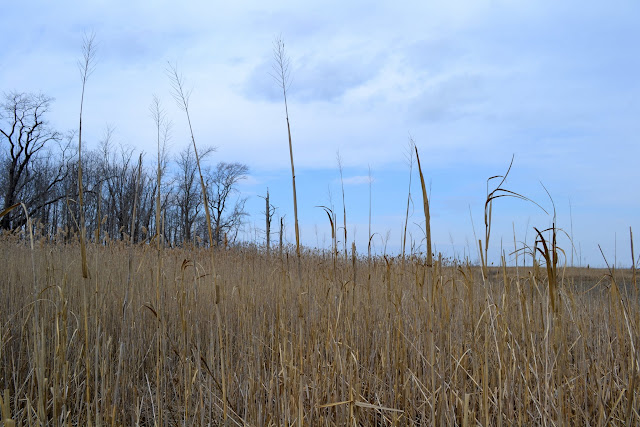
{"left": 0, "top": 233, "right": 638, "bottom": 425}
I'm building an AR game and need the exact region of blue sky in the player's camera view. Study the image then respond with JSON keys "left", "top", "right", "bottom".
{"left": 1, "top": 1, "right": 638, "bottom": 266}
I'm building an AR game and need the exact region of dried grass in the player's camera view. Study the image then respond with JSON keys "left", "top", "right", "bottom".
{"left": 0, "top": 234, "right": 637, "bottom": 425}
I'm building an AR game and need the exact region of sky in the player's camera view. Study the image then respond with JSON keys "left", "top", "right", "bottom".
{"left": 1, "top": 0, "right": 638, "bottom": 267}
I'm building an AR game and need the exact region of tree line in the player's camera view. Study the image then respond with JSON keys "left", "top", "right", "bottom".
{"left": 0, "top": 91, "right": 250, "bottom": 246}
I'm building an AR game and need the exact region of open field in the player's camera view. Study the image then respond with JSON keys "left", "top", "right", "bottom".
{"left": 0, "top": 233, "right": 638, "bottom": 426}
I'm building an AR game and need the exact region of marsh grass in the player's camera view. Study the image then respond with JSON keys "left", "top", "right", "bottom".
{"left": 0, "top": 231, "right": 638, "bottom": 425}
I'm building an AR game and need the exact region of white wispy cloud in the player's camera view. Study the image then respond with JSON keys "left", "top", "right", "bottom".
{"left": 1, "top": 0, "right": 638, "bottom": 264}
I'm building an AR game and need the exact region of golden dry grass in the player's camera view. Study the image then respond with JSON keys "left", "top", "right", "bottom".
{"left": 0, "top": 233, "right": 638, "bottom": 425}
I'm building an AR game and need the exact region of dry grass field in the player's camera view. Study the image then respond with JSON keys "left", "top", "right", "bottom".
{"left": 0, "top": 231, "right": 638, "bottom": 426}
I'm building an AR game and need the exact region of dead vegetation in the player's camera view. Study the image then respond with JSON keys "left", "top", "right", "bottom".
{"left": 0, "top": 231, "right": 638, "bottom": 425}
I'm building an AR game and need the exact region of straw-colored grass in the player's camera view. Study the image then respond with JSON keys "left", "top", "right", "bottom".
{"left": 0, "top": 231, "right": 637, "bottom": 425}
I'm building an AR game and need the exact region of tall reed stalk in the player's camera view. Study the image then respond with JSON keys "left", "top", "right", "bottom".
{"left": 77, "top": 32, "right": 96, "bottom": 279}
{"left": 113, "top": 153, "right": 142, "bottom": 418}
{"left": 631, "top": 227, "right": 637, "bottom": 293}
{"left": 272, "top": 37, "right": 307, "bottom": 425}
{"left": 150, "top": 95, "right": 168, "bottom": 424}
{"left": 167, "top": 62, "right": 228, "bottom": 421}
{"left": 368, "top": 165, "right": 373, "bottom": 263}
{"left": 265, "top": 189, "right": 271, "bottom": 255}
{"left": 75, "top": 33, "right": 97, "bottom": 425}
{"left": 337, "top": 151, "right": 348, "bottom": 263}
{"left": 272, "top": 37, "right": 301, "bottom": 268}
{"left": 402, "top": 138, "right": 415, "bottom": 263}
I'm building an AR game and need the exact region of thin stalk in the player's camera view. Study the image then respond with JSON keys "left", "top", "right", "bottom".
{"left": 569, "top": 198, "right": 575, "bottom": 267}
{"left": 113, "top": 153, "right": 142, "bottom": 417}
{"left": 337, "top": 151, "right": 347, "bottom": 263}
{"left": 402, "top": 138, "right": 415, "bottom": 263}
{"left": 272, "top": 37, "right": 301, "bottom": 273}
{"left": 272, "top": 38, "right": 305, "bottom": 422}
{"left": 167, "top": 62, "right": 227, "bottom": 420}
{"left": 368, "top": 165, "right": 373, "bottom": 306}
{"left": 150, "top": 94, "right": 168, "bottom": 425}
{"left": 266, "top": 189, "right": 270, "bottom": 255}
{"left": 94, "top": 181, "right": 101, "bottom": 243}
{"left": 77, "top": 32, "right": 96, "bottom": 279}
{"left": 631, "top": 227, "right": 637, "bottom": 294}
{"left": 368, "top": 165, "right": 372, "bottom": 262}
{"left": 77, "top": 32, "right": 96, "bottom": 425}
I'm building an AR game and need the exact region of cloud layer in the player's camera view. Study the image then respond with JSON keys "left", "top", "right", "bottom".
{"left": 1, "top": 0, "right": 638, "bottom": 265}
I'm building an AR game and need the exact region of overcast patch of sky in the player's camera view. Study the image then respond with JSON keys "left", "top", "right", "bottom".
{"left": 1, "top": 0, "right": 638, "bottom": 265}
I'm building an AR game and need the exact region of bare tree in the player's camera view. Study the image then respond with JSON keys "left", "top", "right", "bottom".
{"left": 94, "top": 125, "right": 115, "bottom": 242}
{"left": 260, "top": 188, "right": 277, "bottom": 254}
{"left": 206, "top": 162, "right": 249, "bottom": 246}
{"left": 0, "top": 91, "right": 65, "bottom": 229}
{"left": 174, "top": 144, "right": 214, "bottom": 243}
{"left": 149, "top": 95, "right": 172, "bottom": 239}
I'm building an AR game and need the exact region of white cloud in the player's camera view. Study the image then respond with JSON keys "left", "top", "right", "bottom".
{"left": 1, "top": 0, "right": 638, "bottom": 264}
